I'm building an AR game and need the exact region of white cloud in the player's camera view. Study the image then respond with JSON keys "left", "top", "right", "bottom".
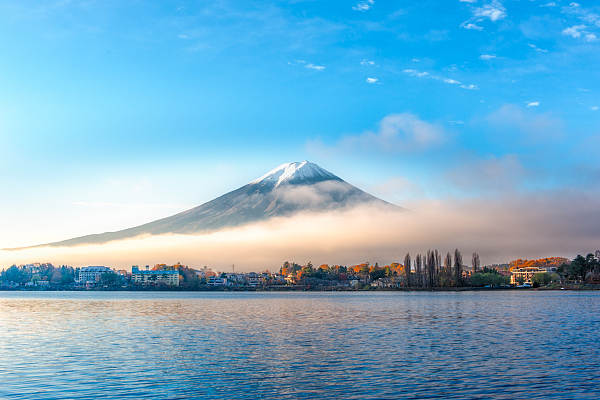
{"left": 350, "top": 113, "right": 444, "bottom": 150}
{"left": 305, "top": 63, "right": 325, "bottom": 71}
{"left": 6, "top": 192, "right": 600, "bottom": 269}
{"left": 591, "top": 106, "right": 599, "bottom": 111}
{"left": 308, "top": 113, "right": 445, "bottom": 155}
{"left": 447, "top": 155, "right": 527, "bottom": 192}
{"left": 353, "top": 0, "right": 374, "bottom": 11}
{"left": 403, "top": 68, "right": 430, "bottom": 78}
{"left": 366, "top": 77, "right": 378, "bottom": 84}
{"left": 289, "top": 60, "right": 326, "bottom": 71}
{"left": 459, "top": 0, "right": 478, "bottom": 3}
{"left": 403, "top": 69, "right": 478, "bottom": 90}
{"left": 462, "top": 22, "right": 484, "bottom": 31}
{"left": 444, "top": 78, "right": 461, "bottom": 85}
{"left": 526, "top": 101, "right": 540, "bottom": 107}
{"left": 528, "top": 43, "right": 549, "bottom": 53}
{"left": 473, "top": 0, "right": 506, "bottom": 22}
{"left": 541, "top": 2, "right": 557, "bottom": 7}
{"left": 461, "top": 0, "right": 506, "bottom": 30}
{"left": 562, "top": 24, "right": 587, "bottom": 38}
{"left": 479, "top": 54, "right": 497, "bottom": 60}
{"left": 360, "top": 59, "right": 375, "bottom": 66}
{"left": 486, "top": 104, "right": 563, "bottom": 141}
{"left": 562, "top": 3, "right": 600, "bottom": 39}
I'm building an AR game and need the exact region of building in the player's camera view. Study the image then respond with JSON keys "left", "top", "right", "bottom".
{"left": 77, "top": 266, "right": 113, "bottom": 284}
{"left": 195, "top": 266, "right": 216, "bottom": 280}
{"left": 207, "top": 276, "right": 230, "bottom": 286}
{"left": 131, "top": 266, "right": 179, "bottom": 286}
{"left": 510, "top": 266, "right": 558, "bottom": 285}
{"left": 246, "top": 272, "right": 261, "bottom": 287}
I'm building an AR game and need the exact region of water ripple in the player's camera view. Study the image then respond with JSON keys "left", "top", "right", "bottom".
{"left": 0, "top": 291, "right": 599, "bottom": 399}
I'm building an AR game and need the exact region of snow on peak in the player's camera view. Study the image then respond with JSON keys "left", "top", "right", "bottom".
{"left": 251, "top": 161, "right": 339, "bottom": 187}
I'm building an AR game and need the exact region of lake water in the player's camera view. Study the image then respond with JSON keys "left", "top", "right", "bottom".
{"left": 0, "top": 291, "right": 599, "bottom": 399}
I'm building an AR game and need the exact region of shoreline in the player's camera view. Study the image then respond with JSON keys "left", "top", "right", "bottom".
{"left": 1, "top": 285, "right": 599, "bottom": 292}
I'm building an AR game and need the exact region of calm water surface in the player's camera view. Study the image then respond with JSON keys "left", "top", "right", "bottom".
{"left": 0, "top": 291, "right": 599, "bottom": 399}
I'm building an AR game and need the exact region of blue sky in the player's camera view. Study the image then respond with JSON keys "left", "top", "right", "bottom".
{"left": 1, "top": 0, "right": 599, "bottom": 247}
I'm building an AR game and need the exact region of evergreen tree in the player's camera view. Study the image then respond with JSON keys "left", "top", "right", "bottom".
{"left": 404, "top": 253, "right": 411, "bottom": 287}
{"left": 415, "top": 254, "right": 423, "bottom": 288}
{"left": 454, "top": 249, "right": 463, "bottom": 287}
{"left": 472, "top": 252, "right": 481, "bottom": 274}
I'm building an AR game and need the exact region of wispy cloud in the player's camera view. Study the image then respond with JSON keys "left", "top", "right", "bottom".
{"left": 446, "top": 155, "right": 527, "bottom": 192}
{"left": 561, "top": 3, "right": 600, "bottom": 41}
{"left": 462, "top": 22, "right": 484, "bottom": 31}
{"left": 353, "top": 0, "right": 374, "bottom": 12}
{"left": 526, "top": 101, "right": 540, "bottom": 107}
{"left": 366, "top": 77, "right": 379, "bottom": 84}
{"left": 461, "top": 0, "right": 506, "bottom": 30}
{"left": 591, "top": 106, "right": 599, "bottom": 111}
{"left": 562, "top": 2, "right": 600, "bottom": 26}
{"left": 360, "top": 59, "right": 375, "bottom": 66}
{"left": 8, "top": 191, "right": 600, "bottom": 268}
{"left": 528, "top": 43, "right": 548, "bottom": 53}
{"left": 288, "top": 60, "right": 326, "bottom": 71}
{"left": 308, "top": 113, "right": 445, "bottom": 155}
{"left": 305, "top": 63, "right": 326, "bottom": 71}
{"left": 444, "top": 78, "right": 461, "bottom": 84}
{"left": 403, "top": 69, "right": 478, "bottom": 90}
{"left": 473, "top": 0, "right": 506, "bottom": 22}
{"left": 351, "top": 113, "right": 444, "bottom": 150}
{"left": 486, "top": 104, "right": 563, "bottom": 141}
{"left": 562, "top": 24, "right": 587, "bottom": 38}
{"left": 479, "top": 54, "right": 497, "bottom": 60}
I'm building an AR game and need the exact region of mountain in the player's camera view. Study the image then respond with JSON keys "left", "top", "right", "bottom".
{"left": 15, "top": 161, "right": 399, "bottom": 248}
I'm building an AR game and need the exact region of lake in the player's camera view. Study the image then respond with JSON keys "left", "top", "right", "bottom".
{"left": 0, "top": 291, "right": 598, "bottom": 399}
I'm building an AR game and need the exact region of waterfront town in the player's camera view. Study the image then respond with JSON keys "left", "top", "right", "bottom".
{"left": 1, "top": 249, "right": 599, "bottom": 291}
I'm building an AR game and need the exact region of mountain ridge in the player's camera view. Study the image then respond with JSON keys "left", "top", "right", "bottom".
{"left": 7, "top": 161, "right": 399, "bottom": 249}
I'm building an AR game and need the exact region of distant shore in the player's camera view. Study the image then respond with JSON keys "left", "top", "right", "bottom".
{"left": 2, "top": 285, "right": 599, "bottom": 292}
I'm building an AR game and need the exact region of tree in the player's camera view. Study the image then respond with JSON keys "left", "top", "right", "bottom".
{"left": 426, "top": 250, "right": 436, "bottom": 288}
{"left": 532, "top": 272, "right": 552, "bottom": 287}
{"left": 571, "top": 255, "right": 587, "bottom": 281}
{"left": 415, "top": 254, "right": 423, "bottom": 288}
{"left": 280, "top": 261, "right": 291, "bottom": 275}
{"left": 2, "top": 265, "right": 29, "bottom": 284}
{"left": 454, "top": 249, "right": 463, "bottom": 287}
{"left": 442, "top": 252, "right": 453, "bottom": 287}
{"left": 100, "top": 272, "right": 120, "bottom": 286}
{"left": 470, "top": 272, "right": 509, "bottom": 287}
{"left": 433, "top": 249, "right": 441, "bottom": 287}
{"left": 472, "top": 252, "right": 480, "bottom": 274}
{"left": 370, "top": 268, "right": 386, "bottom": 281}
{"left": 404, "top": 253, "right": 411, "bottom": 287}
{"left": 50, "top": 269, "right": 63, "bottom": 285}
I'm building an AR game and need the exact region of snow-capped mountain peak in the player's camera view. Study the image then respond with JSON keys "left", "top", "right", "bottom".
{"left": 251, "top": 161, "right": 340, "bottom": 187}
{"left": 16, "top": 161, "right": 397, "bottom": 249}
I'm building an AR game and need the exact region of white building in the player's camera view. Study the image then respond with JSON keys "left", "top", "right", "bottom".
{"left": 510, "top": 266, "right": 558, "bottom": 285}
{"left": 131, "top": 266, "right": 179, "bottom": 286}
{"left": 208, "top": 276, "right": 230, "bottom": 286}
{"left": 77, "top": 266, "right": 113, "bottom": 284}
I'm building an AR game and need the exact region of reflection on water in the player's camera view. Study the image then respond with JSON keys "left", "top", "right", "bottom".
{"left": 0, "top": 291, "right": 599, "bottom": 399}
